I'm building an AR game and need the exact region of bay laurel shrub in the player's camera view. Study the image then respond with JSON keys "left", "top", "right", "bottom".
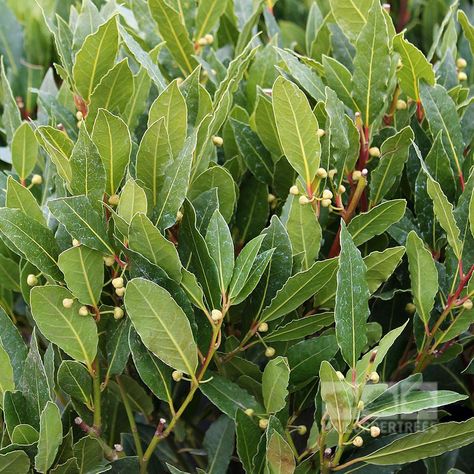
{"left": 0, "top": 0, "right": 473, "bottom": 472}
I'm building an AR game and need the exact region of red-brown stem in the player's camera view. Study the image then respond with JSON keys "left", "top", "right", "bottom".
{"left": 397, "top": 0, "right": 410, "bottom": 32}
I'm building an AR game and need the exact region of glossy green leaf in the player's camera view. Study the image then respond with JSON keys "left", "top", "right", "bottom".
{"left": 6, "top": 176, "right": 44, "bottom": 225}
{"left": 262, "top": 356, "right": 290, "bottom": 414}
{"left": 203, "top": 415, "right": 235, "bottom": 474}
{"left": 0, "top": 343, "right": 14, "bottom": 407}
{"left": 406, "top": 231, "right": 437, "bottom": 325}
{"left": 273, "top": 76, "right": 320, "bottom": 187}
{"left": 0, "top": 451, "right": 30, "bottom": 474}
{"left": 11, "top": 122, "right": 38, "bottom": 181}
{"left": 124, "top": 278, "right": 198, "bottom": 375}
{"left": 30, "top": 285, "right": 98, "bottom": 368}
{"left": 35, "top": 402, "right": 62, "bottom": 473}
{"left": 266, "top": 431, "right": 296, "bottom": 474}
{"left": 329, "top": 0, "right": 373, "bottom": 41}
{"left": 335, "top": 221, "right": 370, "bottom": 369}
{"left": 236, "top": 409, "right": 262, "bottom": 474}
{"left": 57, "top": 360, "right": 92, "bottom": 407}
{"left": 0, "top": 59, "right": 21, "bottom": 145}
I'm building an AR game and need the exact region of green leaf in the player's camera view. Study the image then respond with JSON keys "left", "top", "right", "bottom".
{"left": 105, "top": 317, "right": 131, "bottom": 381}
{"left": 357, "top": 418, "right": 474, "bottom": 466}
{"left": 335, "top": 221, "right": 370, "bottom": 369}
{"left": 285, "top": 195, "right": 321, "bottom": 270}
{"left": 6, "top": 176, "right": 44, "bottom": 225}
{"left": 203, "top": 415, "right": 235, "bottom": 474}
{"left": 129, "top": 213, "right": 182, "bottom": 282}
{"left": 117, "top": 178, "right": 148, "bottom": 225}
{"left": 262, "top": 356, "right": 290, "bottom": 414}
{"left": 0, "top": 59, "right": 21, "bottom": 145}
{"left": 57, "top": 360, "right": 92, "bottom": 407}
{"left": 205, "top": 209, "right": 234, "bottom": 293}
{"left": 87, "top": 58, "right": 134, "bottom": 124}
{"left": 253, "top": 92, "right": 282, "bottom": 158}
{"left": 0, "top": 451, "right": 30, "bottom": 474}
{"left": 124, "top": 278, "right": 198, "bottom": 375}
{"left": 72, "top": 16, "right": 119, "bottom": 100}
{"left": 261, "top": 258, "right": 338, "bottom": 323}
{"left": 230, "top": 118, "right": 274, "bottom": 185}
{"left": 136, "top": 118, "right": 172, "bottom": 208}
{"left": 0, "top": 343, "right": 14, "bottom": 407}
{"left": 458, "top": 10, "right": 474, "bottom": 57}
{"left": 273, "top": 76, "right": 320, "bottom": 187}
{"left": 148, "top": 0, "right": 197, "bottom": 75}
{"left": 266, "top": 431, "right": 296, "bottom": 474}
{"left": 35, "top": 402, "right": 62, "bottom": 473}
{"left": 11, "top": 424, "right": 39, "bottom": 445}
{"left": 406, "top": 231, "right": 438, "bottom": 326}
{"left": 352, "top": 1, "right": 390, "bottom": 127}
{"left": 199, "top": 372, "right": 263, "bottom": 419}
{"left": 129, "top": 327, "right": 173, "bottom": 404}
{"left": 348, "top": 199, "right": 407, "bottom": 246}
{"left": 30, "top": 285, "right": 98, "bottom": 368}
{"left": 48, "top": 196, "right": 114, "bottom": 255}
{"left": 364, "top": 247, "right": 405, "bottom": 293}
{"left": 329, "top": 0, "right": 373, "bottom": 41}
{"left": 369, "top": 126, "right": 414, "bottom": 205}
{"left": 11, "top": 122, "right": 38, "bottom": 181}
{"left": 426, "top": 176, "right": 463, "bottom": 259}
{"left": 319, "top": 360, "right": 352, "bottom": 434}
{"left": 69, "top": 126, "right": 105, "bottom": 203}
{"left": 236, "top": 409, "right": 262, "bottom": 474}
{"left": 58, "top": 246, "right": 104, "bottom": 307}
{"left": 419, "top": 82, "right": 464, "bottom": 180}
{"left": 148, "top": 80, "right": 187, "bottom": 158}
{"left": 91, "top": 109, "right": 131, "bottom": 196}
{"left": 229, "top": 235, "right": 265, "bottom": 301}
{"left": 393, "top": 33, "right": 435, "bottom": 101}
{"left": 154, "top": 134, "right": 197, "bottom": 231}
{"left": 264, "top": 312, "right": 334, "bottom": 343}
{"left": 0, "top": 208, "right": 62, "bottom": 280}
{"left": 195, "top": 0, "right": 228, "bottom": 41}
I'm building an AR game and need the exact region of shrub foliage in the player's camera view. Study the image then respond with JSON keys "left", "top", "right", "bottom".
{"left": 0, "top": 0, "right": 473, "bottom": 473}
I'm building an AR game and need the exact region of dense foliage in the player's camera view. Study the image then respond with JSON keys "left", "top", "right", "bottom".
{"left": 0, "top": 0, "right": 473, "bottom": 472}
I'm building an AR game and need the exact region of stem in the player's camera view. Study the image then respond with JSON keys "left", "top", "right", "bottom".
{"left": 92, "top": 358, "right": 102, "bottom": 433}
{"left": 116, "top": 376, "right": 144, "bottom": 464}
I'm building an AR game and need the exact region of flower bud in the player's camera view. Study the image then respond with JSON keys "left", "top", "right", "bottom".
{"left": 62, "top": 298, "right": 74, "bottom": 309}
{"left": 27, "top": 274, "right": 38, "bottom": 286}
{"left": 244, "top": 408, "right": 254, "bottom": 417}
{"left": 212, "top": 135, "right": 223, "bottom": 147}
{"left": 463, "top": 299, "right": 473, "bottom": 310}
{"left": 369, "top": 371, "right": 380, "bottom": 383}
{"left": 458, "top": 71, "right": 468, "bottom": 82}
{"left": 176, "top": 210, "right": 184, "bottom": 222}
{"left": 357, "top": 400, "right": 365, "bottom": 411}
{"left": 76, "top": 111, "right": 83, "bottom": 121}
{"left": 211, "top": 309, "right": 223, "bottom": 322}
{"left": 78, "top": 306, "right": 89, "bottom": 317}
{"left": 259, "top": 418, "right": 269, "bottom": 429}
{"left": 103, "top": 255, "right": 115, "bottom": 267}
{"left": 370, "top": 426, "right": 381, "bottom": 438}
{"left": 289, "top": 185, "right": 299, "bottom": 195}
{"left": 72, "top": 239, "right": 81, "bottom": 247}
{"left": 172, "top": 370, "right": 183, "bottom": 382}
{"left": 267, "top": 193, "right": 276, "bottom": 203}
{"left": 316, "top": 128, "right": 326, "bottom": 138}
{"left": 265, "top": 346, "right": 275, "bottom": 358}
{"left": 115, "top": 287, "right": 126, "bottom": 297}
{"left": 258, "top": 322, "right": 269, "bottom": 333}
{"left": 396, "top": 99, "right": 407, "bottom": 110}
{"left": 31, "top": 174, "right": 43, "bottom": 185}
{"left": 112, "top": 277, "right": 124, "bottom": 289}
{"left": 405, "top": 302, "right": 416, "bottom": 314}
{"left": 328, "top": 169, "right": 337, "bottom": 179}
{"left": 322, "top": 189, "right": 333, "bottom": 200}
{"left": 457, "top": 57, "right": 468, "bottom": 69}
{"left": 108, "top": 194, "right": 120, "bottom": 206}
{"left": 198, "top": 37, "right": 208, "bottom": 46}
{"left": 353, "top": 436, "right": 363, "bottom": 447}
{"left": 338, "top": 184, "right": 346, "bottom": 194}
{"left": 114, "top": 444, "right": 124, "bottom": 452}
{"left": 113, "top": 307, "right": 124, "bottom": 320}
{"left": 317, "top": 167, "right": 328, "bottom": 178}
{"left": 297, "top": 425, "right": 307, "bottom": 435}
{"left": 204, "top": 34, "right": 214, "bottom": 44}
{"left": 352, "top": 170, "right": 362, "bottom": 181}
{"left": 336, "top": 371, "right": 344, "bottom": 381}
{"left": 321, "top": 198, "right": 332, "bottom": 208}
{"left": 369, "top": 147, "right": 381, "bottom": 158}
{"left": 299, "top": 195, "right": 310, "bottom": 205}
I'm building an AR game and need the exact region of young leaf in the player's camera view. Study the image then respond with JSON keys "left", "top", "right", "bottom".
{"left": 335, "top": 221, "right": 370, "bottom": 369}
{"left": 262, "top": 356, "right": 290, "bottom": 414}
{"left": 35, "top": 402, "right": 62, "bottom": 474}
{"left": 352, "top": 1, "right": 390, "bottom": 127}
{"left": 272, "top": 76, "right": 320, "bottom": 188}
{"left": 124, "top": 278, "right": 198, "bottom": 376}
{"left": 6, "top": 176, "right": 44, "bottom": 225}
{"left": 30, "top": 285, "right": 98, "bottom": 369}
{"left": 406, "top": 231, "right": 438, "bottom": 326}
{"left": 0, "top": 344, "right": 15, "bottom": 407}
{"left": 11, "top": 122, "right": 38, "bottom": 181}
